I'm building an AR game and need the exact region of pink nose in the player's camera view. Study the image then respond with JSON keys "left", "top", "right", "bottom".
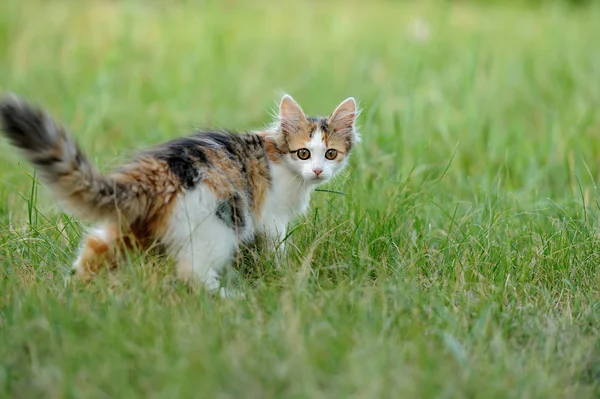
{"left": 313, "top": 168, "right": 323, "bottom": 177}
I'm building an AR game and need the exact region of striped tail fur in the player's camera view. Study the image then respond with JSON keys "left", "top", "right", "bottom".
{"left": 0, "top": 94, "right": 139, "bottom": 222}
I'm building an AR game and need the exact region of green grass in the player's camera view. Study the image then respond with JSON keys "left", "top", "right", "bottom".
{"left": 2, "top": 0, "right": 600, "bottom": 397}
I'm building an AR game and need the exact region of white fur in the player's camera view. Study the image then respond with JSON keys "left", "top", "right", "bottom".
{"left": 72, "top": 224, "right": 113, "bottom": 276}
{"left": 258, "top": 161, "right": 313, "bottom": 252}
{"left": 162, "top": 185, "right": 243, "bottom": 298}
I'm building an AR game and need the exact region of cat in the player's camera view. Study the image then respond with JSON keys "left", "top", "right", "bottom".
{"left": 0, "top": 93, "right": 360, "bottom": 297}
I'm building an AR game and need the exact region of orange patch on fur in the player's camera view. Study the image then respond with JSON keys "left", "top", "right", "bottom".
{"left": 86, "top": 235, "right": 109, "bottom": 255}
{"left": 202, "top": 149, "right": 245, "bottom": 198}
{"left": 252, "top": 141, "right": 273, "bottom": 217}
{"left": 202, "top": 168, "right": 234, "bottom": 199}
{"left": 325, "top": 134, "right": 351, "bottom": 157}
{"left": 286, "top": 128, "right": 313, "bottom": 151}
{"left": 258, "top": 132, "right": 283, "bottom": 162}
{"left": 113, "top": 158, "right": 181, "bottom": 242}
{"left": 76, "top": 224, "right": 120, "bottom": 276}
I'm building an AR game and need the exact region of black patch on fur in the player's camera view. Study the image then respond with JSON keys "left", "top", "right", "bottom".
{"left": 97, "top": 183, "right": 115, "bottom": 197}
{"left": 242, "top": 134, "right": 263, "bottom": 149}
{"left": 200, "top": 131, "right": 238, "bottom": 158}
{"left": 169, "top": 158, "right": 198, "bottom": 189}
{"left": 33, "top": 155, "right": 62, "bottom": 166}
{"left": 320, "top": 119, "right": 329, "bottom": 133}
{"left": 216, "top": 193, "right": 246, "bottom": 231}
{"left": 156, "top": 137, "right": 210, "bottom": 189}
{"left": 156, "top": 131, "right": 272, "bottom": 201}
{"left": 74, "top": 147, "right": 85, "bottom": 166}
{"left": 306, "top": 116, "right": 328, "bottom": 138}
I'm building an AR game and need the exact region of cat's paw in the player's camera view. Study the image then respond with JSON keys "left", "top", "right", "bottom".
{"left": 64, "top": 266, "right": 94, "bottom": 288}
{"left": 70, "top": 261, "right": 95, "bottom": 283}
{"left": 218, "top": 287, "right": 246, "bottom": 299}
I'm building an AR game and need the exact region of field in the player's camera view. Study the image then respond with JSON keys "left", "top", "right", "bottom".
{"left": 1, "top": 0, "right": 600, "bottom": 397}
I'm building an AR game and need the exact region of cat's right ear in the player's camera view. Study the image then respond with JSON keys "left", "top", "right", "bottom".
{"left": 279, "top": 95, "right": 307, "bottom": 134}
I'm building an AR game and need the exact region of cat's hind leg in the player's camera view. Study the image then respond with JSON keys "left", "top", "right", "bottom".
{"left": 165, "top": 185, "right": 250, "bottom": 298}
{"left": 173, "top": 214, "right": 241, "bottom": 298}
{"left": 71, "top": 223, "right": 129, "bottom": 281}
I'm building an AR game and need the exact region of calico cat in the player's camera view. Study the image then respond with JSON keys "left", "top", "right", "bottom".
{"left": 0, "top": 94, "right": 360, "bottom": 297}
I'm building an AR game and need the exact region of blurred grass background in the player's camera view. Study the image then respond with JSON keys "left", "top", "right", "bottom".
{"left": 1, "top": 0, "right": 600, "bottom": 398}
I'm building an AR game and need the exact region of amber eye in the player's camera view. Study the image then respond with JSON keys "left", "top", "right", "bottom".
{"left": 296, "top": 148, "right": 311, "bottom": 160}
{"left": 325, "top": 149, "right": 338, "bottom": 160}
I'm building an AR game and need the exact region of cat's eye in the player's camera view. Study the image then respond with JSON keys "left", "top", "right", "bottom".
{"left": 296, "top": 148, "right": 311, "bottom": 160}
{"left": 325, "top": 149, "right": 338, "bottom": 160}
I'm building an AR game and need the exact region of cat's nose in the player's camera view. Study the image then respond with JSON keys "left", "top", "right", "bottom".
{"left": 313, "top": 168, "right": 323, "bottom": 177}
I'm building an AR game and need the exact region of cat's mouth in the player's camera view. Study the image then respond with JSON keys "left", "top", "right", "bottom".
{"left": 305, "top": 174, "right": 326, "bottom": 183}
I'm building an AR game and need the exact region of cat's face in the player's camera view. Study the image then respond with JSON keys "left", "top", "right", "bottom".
{"left": 275, "top": 95, "right": 360, "bottom": 185}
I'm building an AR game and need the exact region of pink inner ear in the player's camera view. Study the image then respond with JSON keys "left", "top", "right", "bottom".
{"left": 279, "top": 96, "right": 307, "bottom": 134}
{"left": 280, "top": 96, "right": 306, "bottom": 123}
{"left": 331, "top": 99, "right": 356, "bottom": 132}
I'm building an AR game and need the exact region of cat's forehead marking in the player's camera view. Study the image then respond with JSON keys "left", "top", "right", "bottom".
{"left": 320, "top": 119, "right": 329, "bottom": 133}
{"left": 306, "top": 117, "right": 329, "bottom": 145}
{"left": 286, "top": 117, "right": 331, "bottom": 150}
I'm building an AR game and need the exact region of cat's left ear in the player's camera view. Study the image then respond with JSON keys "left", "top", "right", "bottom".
{"left": 330, "top": 97, "right": 358, "bottom": 138}
{"left": 279, "top": 94, "right": 308, "bottom": 135}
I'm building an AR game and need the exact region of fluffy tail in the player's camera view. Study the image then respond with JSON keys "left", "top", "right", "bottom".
{"left": 0, "top": 94, "right": 137, "bottom": 222}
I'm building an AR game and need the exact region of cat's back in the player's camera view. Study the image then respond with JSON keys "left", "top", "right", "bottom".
{"left": 150, "top": 130, "right": 270, "bottom": 212}
{"left": 108, "top": 130, "right": 273, "bottom": 245}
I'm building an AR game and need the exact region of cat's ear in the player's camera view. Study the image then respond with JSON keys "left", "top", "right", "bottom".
{"left": 330, "top": 97, "right": 358, "bottom": 136}
{"left": 279, "top": 94, "right": 307, "bottom": 134}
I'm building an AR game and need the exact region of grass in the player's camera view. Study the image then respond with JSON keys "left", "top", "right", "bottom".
{"left": 1, "top": 0, "right": 600, "bottom": 397}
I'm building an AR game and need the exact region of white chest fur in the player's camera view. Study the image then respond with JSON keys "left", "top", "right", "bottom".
{"left": 257, "top": 162, "right": 313, "bottom": 242}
